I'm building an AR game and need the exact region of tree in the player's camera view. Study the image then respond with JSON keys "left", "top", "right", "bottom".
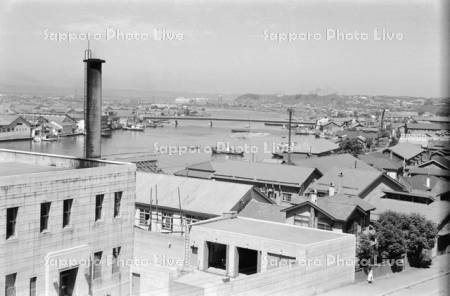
{"left": 339, "top": 138, "right": 364, "bottom": 156}
{"left": 374, "top": 211, "right": 406, "bottom": 272}
{"left": 403, "top": 214, "right": 437, "bottom": 267}
{"left": 375, "top": 211, "right": 438, "bottom": 270}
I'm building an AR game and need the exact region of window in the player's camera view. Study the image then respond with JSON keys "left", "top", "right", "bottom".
{"left": 138, "top": 209, "right": 150, "bottom": 227}
{"left": 5, "top": 273, "right": 16, "bottom": 296}
{"left": 95, "top": 194, "right": 104, "bottom": 221}
{"left": 93, "top": 251, "right": 103, "bottom": 279}
{"left": 112, "top": 247, "right": 121, "bottom": 274}
{"left": 63, "top": 199, "right": 73, "bottom": 228}
{"left": 282, "top": 193, "right": 292, "bottom": 202}
{"left": 161, "top": 212, "right": 173, "bottom": 231}
{"left": 114, "top": 192, "right": 122, "bottom": 218}
{"left": 185, "top": 215, "right": 201, "bottom": 225}
{"left": 29, "top": 277, "right": 37, "bottom": 296}
{"left": 294, "top": 214, "right": 310, "bottom": 227}
{"left": 6, "top": 207, "right": 18, "bottom": 239}
{"left": 40, "top": 202, "right": 51, "bottom": 232}
{"left": 318, "top": 222, "right": 332, "bottom": 231}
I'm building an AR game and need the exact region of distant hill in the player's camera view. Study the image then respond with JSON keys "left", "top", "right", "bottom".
{"left": 233, "top": 93, "right": 442, "bottom": 107}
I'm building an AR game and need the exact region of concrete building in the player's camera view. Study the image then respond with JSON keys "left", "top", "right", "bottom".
{"left": 0, "top": 115, "right": 32, "bottom": 141}
{"left": 134, "top": 172, "right": 273, "bottom": 233}
{"left": 0, "top": 149, "right": 136, "bottom": 296}
{"left": 178, "top": 215, "right": 356, "bottom": 295}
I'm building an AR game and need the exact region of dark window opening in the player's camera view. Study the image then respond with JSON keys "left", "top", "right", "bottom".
{"left": 207, "top": 242, "right": 227, "bottom": 270}
{"left": 30, "top": 277, "right": 37, "bottom": 296}
{"left": 5, "top": 273, "right": 16, "bottom": 296}
{"left": 95, "top": 194, "right": 104, "bottom": 221}
{"left": 93, "top": 251, "right": 103, "bottom": 279}
{"left": 63, "top": 199, "right": 73, "bottom": 228}
{"left": 40, "top": 202, "right": 51, "bottom": 232}
{"left": 112, "top": 247, "right": 121, "bottom": 274}
{"left": 6, "top": 207, "right": 18, "bottom": 239}
{"left": 59, "top": 267, "right": 78, "bottom": 296}
{"left": 114, "top": 192, "right": 122, "bottom": 218}
{"left": 237, "top": 247, "right": 258, "bottom": 275}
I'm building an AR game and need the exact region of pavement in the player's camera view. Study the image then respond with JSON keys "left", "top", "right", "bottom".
{"left": 318, "top": 254, "right": 449, "bottom": 296}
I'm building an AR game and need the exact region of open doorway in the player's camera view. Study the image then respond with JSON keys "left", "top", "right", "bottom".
{"left": 207, "top": 242, "right": 227, "bottom": 270}
{"left": 237, "top": 247, "right": 258, "bottom": 275}
{"left": 59, "top": 267, "right": 78, "bottom": 296}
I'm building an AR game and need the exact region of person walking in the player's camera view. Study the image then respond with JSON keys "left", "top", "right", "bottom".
{"left": 367, "top": 266, "right": 374, "bottom": 284}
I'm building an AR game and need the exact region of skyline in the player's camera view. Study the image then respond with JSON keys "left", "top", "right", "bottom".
{"left": 0, "top": 0, "right": 448, "bottom": 98}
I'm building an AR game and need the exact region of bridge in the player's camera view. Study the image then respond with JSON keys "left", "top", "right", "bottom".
{"left": 142, "top": 116, "right": 316, "bottom": 126}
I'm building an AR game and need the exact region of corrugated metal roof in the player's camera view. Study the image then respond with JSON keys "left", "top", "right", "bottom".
{"left": 210, "top": 160, "right": 317, "bottom": 187}
{"left": 136, "top": 172, "right": 254, "bottom": 216}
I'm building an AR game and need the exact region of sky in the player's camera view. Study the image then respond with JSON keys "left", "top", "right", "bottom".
{"left": 0, "top": 0, "right": 447, "bottom": 97}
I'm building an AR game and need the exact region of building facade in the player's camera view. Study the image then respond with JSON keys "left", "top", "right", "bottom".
{"left": 0, "top": 149, "right": 136, "bottom": 296}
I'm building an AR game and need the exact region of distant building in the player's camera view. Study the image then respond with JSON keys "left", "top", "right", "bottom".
{"left": 382, "top": 142, "right": 426, "bottom": 166}
{"left": 0, "top": 149, "right": 136, "bottom": 296}
{"left": 282, "top": 194, "right": 375, "bottom": 234}
{"left": 0, "top": 115, "right": 32, "bottom": 141}
{"left": 174, "top": 160, "right": 322, "bottom": 204}
{"left": 134, "top": 172, "right": 273, "bottom": 233}
{"left": 307, "top": 167, "right": 406, "bottom": 199}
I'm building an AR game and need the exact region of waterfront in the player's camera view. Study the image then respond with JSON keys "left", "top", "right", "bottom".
{"left": 0, "top": 109, "right": 304, "bottom": 173}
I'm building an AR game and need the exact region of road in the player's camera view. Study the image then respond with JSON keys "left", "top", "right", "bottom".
{"left": 387, "top": 273, "right": 449, "bottom": 296}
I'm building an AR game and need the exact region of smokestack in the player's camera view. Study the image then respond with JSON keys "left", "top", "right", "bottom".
{"left": 83, "top": 56, "right": 105, "bottom": 158}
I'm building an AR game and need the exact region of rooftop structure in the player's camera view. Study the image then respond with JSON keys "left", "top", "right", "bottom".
{"left": 181, "top": 215, "right": 355, "bottom": 295}
{"left": 175, "top": 160, "right": 322, "bottom": 204}
{"left": 135, "top": 172, "right": 272, "bottom": 233}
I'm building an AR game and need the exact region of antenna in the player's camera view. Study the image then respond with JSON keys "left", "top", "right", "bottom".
{"left": 84, "top": 40, "right": 92, "bottom": 60}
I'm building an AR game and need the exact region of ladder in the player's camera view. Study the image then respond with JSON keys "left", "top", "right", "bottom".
{"left": 183, "top": 227, "right": 190, "bottom": 268}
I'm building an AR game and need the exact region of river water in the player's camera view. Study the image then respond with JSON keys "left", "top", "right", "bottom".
{"left": 0, "top": 109, "right": 313, "bottom": 173}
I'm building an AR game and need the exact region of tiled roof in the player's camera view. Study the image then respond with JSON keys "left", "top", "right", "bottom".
{"left": 383, "top": 143, "right": 424, "bottom": 161}
{"left": 358, "top": 153, "right": 402, "bottom": 171}
{"left": 309, "top": 167, "right": 382, "bottom": 196}
{"left": 238, "top": 200, "right": 287, "bottom": 223}
{"left": 284, "top": 193, "right": 375, "bottom": 222}
{"left": 293, "top": 153, "right": 377, "bottom": 174}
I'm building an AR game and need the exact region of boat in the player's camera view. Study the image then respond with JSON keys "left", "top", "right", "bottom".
{"left": 231, "top": 128, "right": 251, "bottom": 133}
{"left": 41, "top": 136, "right": 58, "bottom": 142}
{"left": 33, "top": 136, "right": 42, "bottom": 142}
{"left": 123, "top": 124, "right": 145, "bottom": 131}
{"left": 264, "top": 122, "right": 284, "bottom": 126}
{"left": 211, "top": 146, "right": 244, "bottom": 156}
{"left": 101, "top": 129, "right": 112, "bottom": 137}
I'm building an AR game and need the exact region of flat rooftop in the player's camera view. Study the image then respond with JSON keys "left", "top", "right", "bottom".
{"left": 0, "top": 149, "right": 132, "bottom": 178}
{"left": 0, "top": 162, "right": 68, "bottom": 177}
{"left": 193, "top": 216, "right": 347, "bottom": 245}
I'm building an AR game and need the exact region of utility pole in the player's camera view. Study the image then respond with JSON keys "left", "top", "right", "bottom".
{"left": 287, "top": 107, "right": 294, "bottom": 165}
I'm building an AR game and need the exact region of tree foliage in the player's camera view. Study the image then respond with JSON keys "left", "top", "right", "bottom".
{"left": 339, "top": 138, "right": 364, "bottom": 156}
{"left": 374, "top": 211, "right": 437, "bottom": 268}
